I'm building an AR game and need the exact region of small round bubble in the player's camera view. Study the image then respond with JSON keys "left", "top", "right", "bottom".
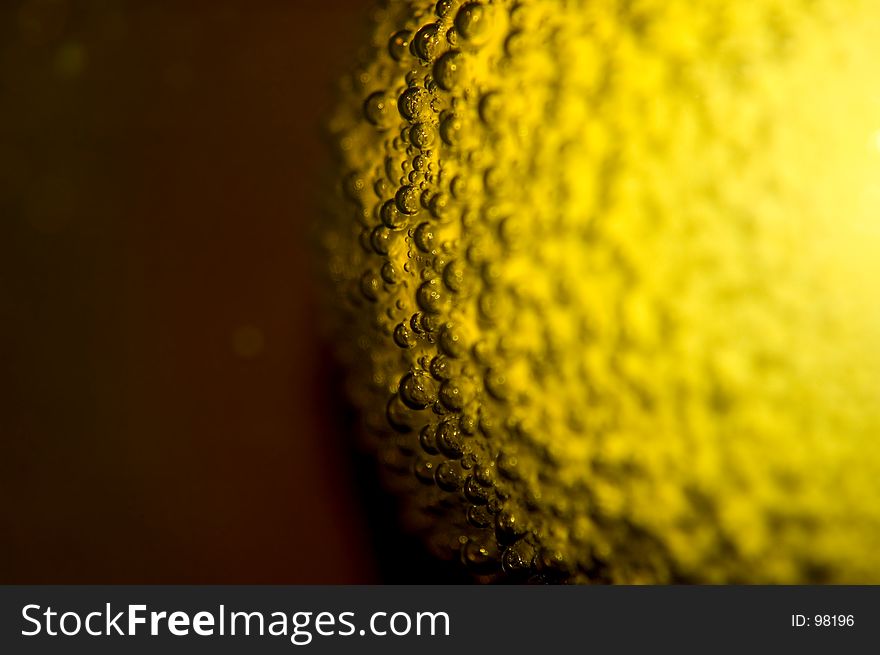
{"left": 442, "top": 259, "right": 465, "bottom": 292}
{"left": 395, "top": 185, "right": 421, "bottom": 215}
{"left": 435, "top": 0, "right": 454, "bottom": 18}
{"left": 386, "top": 395, "right": 416, "bottom": 433}
{"left": 439, "top": 378, "right": 469, "bottom": 411}
{"left": 466, "top": 505, "right": 494, "bottom": 530}
{"left": 455, "top": 2, "right": 491, "bottom": 42}
{"left": 363, "top": 91, "right": 392, "bottom": 127}
{"left": 398, "top": 87, "right": 427, "bottom": 122}
{"left": 381, "top": 260, "right": 400, "bottom": 284}
{"left": 393, "top": 322, "right": 417, "bottom": 349}
{"left": 343, "top": 172, "right": 366, "bottom": 201}
{"left": 433, "top": 50, "right": 463, "bottom": 91}
{"left": 439, "top": 113, "right": 463, "bottom": 146}
{"left": 374, "top": 176, "right": 391, "bottom": 198}
{"left": 417, "top": 278, "right": 445, "bottom": 313}
{"left": 435, "top": 460, "right": 464, "bottom": 491}
{"left": 474, "top": 464, "right": 495, "bottom": 487}
{"left": 437, "top": 418, "right": 464, "bottom": 458}
{"left": 419, "top": 424, "right": 439, "bottom": 455}
{"left": 429, "top": 192, "right": 450, "bottom": 220}
{"left": 388, "top": 30, "right": 412, "bottom": 61}
{"left": 409, "top": 122, "right": 435, "bottom": 149}
{"left": 399, "top": 370, "right": 438, "bottom": 409}
{"left": 430, "top": 354, "right": 453, "bottom": 380}
{"left": 462, "top": 538, "right": 500, "bottom": 575}
{"left": 411, "top": 23, "right": 441, "bottom": 61}
{"left": 484, "top": 367, "right": 510, "bottom": 400}
{"left": 439, "top": 323, "right": 467, "bottom": 358}
{"left": 414, "top": 457, "right": 436, "bottom": 485}
{"left": 370, "top": 225, "right": 393, "bottom": 255}
{"left": 495, "top": 507, "right": 526, "bottom": 543}
{"left": 465, "top": 475, "right": 490, "bottom": 504}
{"left": 360, "top": 271, "right": 380, "bottom": 301}
{"left": 381, "top": 199, "right": 408, "bottom": 229}
{"left": 497, "top": 451, "right": 520, "bottom": 481}
{"left": 502, "top": 541, "right": 536, "bottom": 575}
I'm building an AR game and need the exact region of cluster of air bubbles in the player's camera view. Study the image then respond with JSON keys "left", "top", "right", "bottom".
{"left": 334, "top": 0, "right": 581, "bottom": 584}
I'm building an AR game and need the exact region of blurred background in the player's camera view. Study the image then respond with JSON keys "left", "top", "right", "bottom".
{"left": 0, "top": 0, "right": 447, "bottom": 583}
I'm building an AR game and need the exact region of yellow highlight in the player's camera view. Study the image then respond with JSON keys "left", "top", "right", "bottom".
{"left": 322, "top": 0, "right": 880, "bottom": 583}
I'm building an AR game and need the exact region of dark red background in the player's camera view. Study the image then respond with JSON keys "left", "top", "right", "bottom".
{"left": 0, "top": 0, "right": 388, "bottom": 583}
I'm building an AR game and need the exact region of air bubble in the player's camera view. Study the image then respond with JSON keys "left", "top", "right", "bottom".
{"left": 420, "top": 312, "right": 439, "bottom": 333}
{"left": 398, "top": 87, "right": 427, "bottom": 122}
{"left": 495, "top": 507, "right": 526, "bottom": 543}
{"left": 462, "top": 538, "right": 499, "bottom": 573}
{"left": 420, "top": 188, "right": 434, "bottom": 210}
{"left": 363, "top": 91, "right": 392, "bottom": 127}
{"left": 381, "top": 260, "right": 399, "bottom": 284}
{"left": 497, "top": 451, "right": 520, "bottom": 480}
{"left": 466, "top": 505, "right": 494, "bottom": 530}
{"left": 484, "top": 367, "right": 510, "bottom": 400}
{"left": 409, "top": 122, "right": 435, "bottom": 149}
{"left": 380, "top": 199, "right": 408, "bottom": 230}
{"left": 435, "top": 460, "right": 464, "bottom": 491}
{"left": 439, "top": 112, "right": 463, "bottom": 146}
{"left": 450, "top": 175, "right": 469, "bottom": 199}
{"left": 409, "top": 312, "right": 426, "bottom": 334}
{"left": 417, "top": 278, "right": 445, "bottom": 313}
{"left": 419, "top": 424, "right": 439, "bottom": 455}
{"left": 429, "top": 192, "right": 450, "bottom": 220}
{"left": 481, "top": 260, "right": 502, "bottom": 286}
{"left": 385, "top": 156, "right": 400, "bottom": 182}
{"left": 433, "top": 50, "right": 463, "bottom": 91}
{"left": 442, "top": 259, "right": 465, "bottom": 292}
{"left": 374, "top": 177, "right": 391, "bottom": 198}
{"left": 430, "top": 354, "right": 453, "bottom": 380}
{"left": 388, "top": 30, "right": 412, "bottom": 61}
{"left": 471, "top": 340, "right": 492, "bottom": 364}
{"left": 439, "top": 378, "right": 472, "bottom": 411}
{"left": 498, "top": 215, "right": 523, "bottom": 248}
{"left": 439, "top": 323, "right": 467, "bottom": 358}
{"left": 484, "top": 166, "right": 503, "bottom": 193}
{"left": 370, "top": 225, "right": 393, "bottom": 255}
{"left": 413, "top": 154, "right": 428, "bottom": 171}
{"left": 455, "top": 2, "right": 491, "bottom": 42}
{"left": 474, "top": 464, "right": 495, "bottom": 487}
{"left": 465, "top": 475, "right": 490, "bottom": 504}
{"left": 399, "top": 370, "right": 438, "bottom": 409}
{"left": 435, "top": 0, "right": 454, "bottom": 18}
{"left": 436, "top": 418, "right": 464, "bottom": 458}
{"left": 343, "top": 172, "right": 366, "bottom": 201}
{"left": 393, "top": 322, "right": 417, "bottom": 349}
{"left": 395, "top": 185, "right": 421, "bottom": 215}
{"left": 386, "top": 394, "right": 416, "bottom": 433}
{"left": 479, "top": 412, "right": 501, "bottom": 439}
{"left": 502, "top": 541, "right": 536, "bottom": 575}
{"left": 414, "top": 457, "right": 436, "bottom": 484}
{"left": 360, "top": 271, "right": 380, "bottom": 301}
{"left": 414, "top": 222, "right": 435, "bottom": 252}
{"left": 411, "top": 23, "right": 441, "bottom": 61}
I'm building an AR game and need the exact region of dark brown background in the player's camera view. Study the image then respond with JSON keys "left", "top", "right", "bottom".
{"left": 0, "top": 0, "right": 408, "bottom": 583}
